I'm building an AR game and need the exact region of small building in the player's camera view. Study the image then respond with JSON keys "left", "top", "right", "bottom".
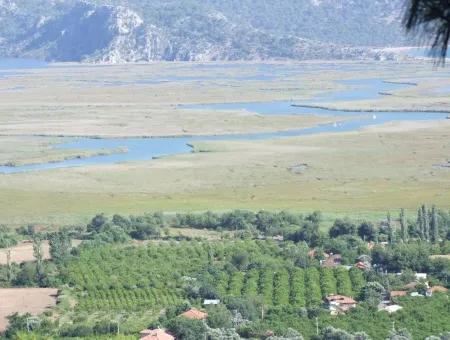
{"left": 390, "top": 290, "right": 408, "bottom": 299}
{"left": 426, "top": 285, "right": 448, "bottom": 297}
{"left": 139, "top": 328, "right": 174, "bottom": 340}
{"left": 203, "top": 299, "right": 220, "bottom": 306}
{"left": 415, "top": 273, "right": 427, "bottom": 280}
{"left": 381, "top": 304, "right": 403, "bottom": 314}
{"left": 410, "top": 292, "right": 424, "bottom": 297}
{"left": 321, "top": 254, "right": 342, "bottom": 268}
{"left": 325, "top": 295, "right": 357, "bottom": 315}
{"left": 180, "top": 307, "right": 208, "bottom": 320}
{"left": 272, "top": 235, "right": 284, "bottom": 241}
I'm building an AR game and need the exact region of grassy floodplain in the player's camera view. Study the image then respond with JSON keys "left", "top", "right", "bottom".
{"left": 0, "top": 60, "right": 450, "bottom": 226}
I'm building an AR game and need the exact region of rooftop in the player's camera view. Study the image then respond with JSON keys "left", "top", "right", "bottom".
{"left": 428, "top": 285, "right": 448, "bottom": 293}
{"left": 180, "top": 308, "right": 208, "bottom": 320}
{"left": 325, "top": 295, "right": 357, "bottom": 305}
{"left": 382, "top": 305, "right": 403, "bottom": 314}
{"left": 139, "top": 328, "right": 174, "bottom": 340}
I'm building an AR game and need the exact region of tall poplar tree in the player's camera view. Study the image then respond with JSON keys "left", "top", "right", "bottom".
{"left": 400, "top": 209, "right": 408, "bottom": 243}
{"left": 387, "top": 212, "right": 396, "bottom": 244}
{"left": 430, "top": 205, "right": 439, "bottom": 243}
{"left": 422, "top": 204, "right": 430, "bottom": 242}
{"left": 417, "top": 208, "right": 424, "bottom": 239}
{"left": 32, "top": 235, "right": 45, "bottom": 285}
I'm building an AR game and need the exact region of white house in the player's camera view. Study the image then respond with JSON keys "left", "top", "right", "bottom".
{"left": 203, "top": 299, "right": 220, "bottom": 306}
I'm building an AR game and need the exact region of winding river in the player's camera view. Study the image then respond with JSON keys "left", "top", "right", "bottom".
{"left": 0, "top": 66, "right": 448, "bottom": 174}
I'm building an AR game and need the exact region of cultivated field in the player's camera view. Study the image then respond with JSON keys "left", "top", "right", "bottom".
{"left": 0, "top": 288, "right": 58, "bottom": 331}
{"left": 0, "top": 61, "right": 450, "bottom": 225}
{"left": 0, "top": 240, "right": 82, "bottom": 265}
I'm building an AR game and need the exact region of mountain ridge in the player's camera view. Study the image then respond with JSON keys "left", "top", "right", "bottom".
{"left": 0, "top": 0, "right": 412, "bottom": 63}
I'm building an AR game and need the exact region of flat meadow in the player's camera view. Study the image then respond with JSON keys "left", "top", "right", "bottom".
{"left": 0, "top": 60, "right": 449, "bottom": 226}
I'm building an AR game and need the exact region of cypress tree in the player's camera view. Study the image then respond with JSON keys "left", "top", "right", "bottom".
{"left": 400, "top": 209, "right": 408, "bottom": 243}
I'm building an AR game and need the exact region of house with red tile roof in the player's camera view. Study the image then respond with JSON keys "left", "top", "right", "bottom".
{"left": 139, "top": 328, "right": 174, "bottom": 340}
{"left": 325, "top": 295, "right": 357, "bottom": 315}
{"left": 180, "top": 307, "right": 208, "bottom": 320}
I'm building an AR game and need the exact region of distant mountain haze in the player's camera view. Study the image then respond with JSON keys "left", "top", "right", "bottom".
{"left": 0, "top": 0, "right": 413, "bottom": 62}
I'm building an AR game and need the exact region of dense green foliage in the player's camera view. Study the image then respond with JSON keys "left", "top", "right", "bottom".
{"left": 0, "top": 226, "right": 18, "bottom": 249}
{"left": 60, "top": 240, "right": 365, "bottom": 312}
{"left": 1, "top": 205, "right": 450, "bottom": 339}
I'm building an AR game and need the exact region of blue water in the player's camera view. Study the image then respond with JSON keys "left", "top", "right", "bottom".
{"left": 183, "top": 79, "right": 413, "bottom": 113}
{"left": 0, "top": 66, "right": 448, "bottom": 174}
{"left": 0, "top": 58, "right": 47, "bottom": 80}
{"left": 0, "top": 58, "right": 47, "bottom": 69}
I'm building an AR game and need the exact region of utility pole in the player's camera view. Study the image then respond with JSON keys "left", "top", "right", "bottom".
{"left": 316, "top": 317, "right": 319, "bottom": 336}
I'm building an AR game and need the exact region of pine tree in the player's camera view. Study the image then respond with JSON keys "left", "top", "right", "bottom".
{"left": 400, "top": 209, "right": 408, "bottom": 243}
{"left": 431, "top": 205, "right": 439, "bottom": 243}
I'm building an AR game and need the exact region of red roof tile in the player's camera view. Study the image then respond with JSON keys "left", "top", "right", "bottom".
{"left": 325, "top": 295, "right": 357, "bottom": 305}
{"left": 390, "top": 290, "right": 408, "bottom": 297}
{"left": 180, "top": 308, "right": 208, "bottom": 320}
{"left": 429, "top": 286, "right": 448, "bottom": 293}
{"left": 140, "top": 328, "right": 175, "bottom": 340}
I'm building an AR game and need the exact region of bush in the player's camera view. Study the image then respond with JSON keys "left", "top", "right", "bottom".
{"left": 206, "top": 304, "right": 233, "bottom": 329}
{"left": 166, "top": 317, "right": 207, "bottom": 340}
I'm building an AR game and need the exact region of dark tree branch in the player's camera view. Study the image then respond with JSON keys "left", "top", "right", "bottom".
{"left": 403, "top": 0, "right": 450, "bottom": 64}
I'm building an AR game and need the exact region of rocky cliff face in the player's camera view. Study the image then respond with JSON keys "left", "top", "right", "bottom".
{"left": 0, "top": 0, "right": 409, "bottom": 63}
